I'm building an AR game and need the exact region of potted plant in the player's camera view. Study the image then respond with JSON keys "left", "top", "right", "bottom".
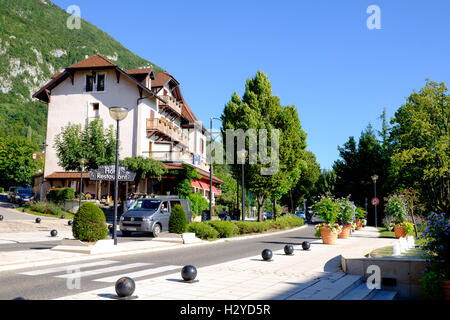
{"left": 355, "top": 207, "right": 366, "bottom": 230}
{"left": 385, "top": 194, "right": 408, "bottom": 238}
{"left": 312, "top": 196, "right": 341, "bottom": 245}
{"left": 337, "top": 197, "right": 356, "bottom": 239}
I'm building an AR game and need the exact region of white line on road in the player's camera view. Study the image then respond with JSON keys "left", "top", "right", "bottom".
{"left": 92, "top": 265, "right": 181, "bottom": 283}
{"left": 19, "top": 260, "right": 118, "bottom": 276}
{"left": 55, "top": 263, "right": 150, "bottom": 279}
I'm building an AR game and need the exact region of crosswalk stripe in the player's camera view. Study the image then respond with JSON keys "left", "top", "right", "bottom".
{"left": 55, "top": 263, "right": 150, "bottom": 279}
{"left": 19, "top": 260, "right": 118, "bottom": 276}
{"left": 92, "top": 265, "right": 182, "bottom": 283}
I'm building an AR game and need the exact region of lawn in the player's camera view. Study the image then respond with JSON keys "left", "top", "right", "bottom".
{"left": 17, "top": 206, "right": 75, "bottom": 220}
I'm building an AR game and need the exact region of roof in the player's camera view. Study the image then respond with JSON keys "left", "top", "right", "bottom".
{"left": 125, "top": 67, "right": 152, "bottom": 75}
{"left": 151, "top": 72, "right": 172, "bottom": 88}
{"left": 46, "top": 172, "right": 90, "bottom": 179}
{"left": 67, "top": 54, "right": 117, "bottom": 69}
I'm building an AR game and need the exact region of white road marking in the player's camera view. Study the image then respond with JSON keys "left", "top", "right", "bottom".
{"left": 19, "top": 260, "right": 118, "bottom": 276}
{"left": 92, "top": 265, "right": 181, "bottom": 283}
{"left": 55, "top": 263, "right": 150, "bottom": 279}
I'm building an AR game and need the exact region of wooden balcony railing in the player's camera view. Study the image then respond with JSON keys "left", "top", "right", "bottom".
{"left": 146, "top": 118, "right": 188, "bottom": 146}
{"left": 159, "top": 95, "right": 183, "bottom": 116}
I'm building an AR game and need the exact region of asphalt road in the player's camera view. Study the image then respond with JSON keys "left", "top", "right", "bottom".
{"left": 0, "top": 225, "right": 316, "bottom": 300}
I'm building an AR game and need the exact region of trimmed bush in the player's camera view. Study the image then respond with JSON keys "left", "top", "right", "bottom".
{"left": 169, "top": 204, "right": 188, "bottom": 234}
{"left": 206, "top": 220, "right": 239, "bottom": 238}
{"left": 234, "top": 221, "right": 267, "bottom": 234}
{"left": 187, "top": 222, "right": 219, "bottom": 240}
{"left": 72, "top": 202, "right": 108, "bottom": 242}
{"left": 47, "top": 188, "right": 75, "bottom": 205}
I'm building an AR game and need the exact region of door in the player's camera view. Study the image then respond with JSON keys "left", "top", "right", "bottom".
{"left": 160, "top": 201, "right": 170, "bottom": 231}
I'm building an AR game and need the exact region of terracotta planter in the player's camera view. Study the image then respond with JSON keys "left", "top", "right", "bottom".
{"left": 338, "top": 224, "right": 352, "bottom": 239}
{"left": 394, "top": 225, "right": 407, "bottom": 238}
{"left": 320, "top": 227, "right": 338, "bottom": 245}
{"left": 442, "top": 281, "right": 450, "bottom": 300}
{"left": 355, "top": 220, "right": 363, "bottom": 230}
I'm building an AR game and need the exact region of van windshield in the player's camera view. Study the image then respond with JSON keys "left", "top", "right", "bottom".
{"left": 129, "top": 199, "right": 161, "bottom": 211}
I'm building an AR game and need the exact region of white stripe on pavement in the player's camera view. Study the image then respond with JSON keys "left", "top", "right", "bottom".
{"left": 92, "top": 265, "right": 181, "bottom": 283}
{"left": 55, "top": 263, "right": 150, "bottom": 279}
{"left": 19, "top": 260, "right": 118, "bottom": 276}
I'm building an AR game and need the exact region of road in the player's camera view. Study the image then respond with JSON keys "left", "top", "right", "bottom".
{"left": 0, "top": 225, "right": 316, "bottom": 300}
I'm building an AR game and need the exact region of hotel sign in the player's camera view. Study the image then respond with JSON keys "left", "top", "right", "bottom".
{"left": 89, "top": 165, "right": 136, "bottom": 182}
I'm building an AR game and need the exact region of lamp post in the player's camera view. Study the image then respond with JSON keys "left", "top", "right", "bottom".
{"left": 237, "top": 150, "right": 246, "bottom": 221}
{"left": 371, "top": 174, "right": 379, "bottom": 228}
{"left": 109, "top": 106, "right": 129, "bottom": 245}
{"left": 209, "top": 117, "right": 221, "bottom": 219}
{"left": 79, "top": 158, "right": 87, "bottom": 209}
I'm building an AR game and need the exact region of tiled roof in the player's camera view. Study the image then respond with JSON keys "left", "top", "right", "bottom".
{"left": 46, "top": 172, "right": 90, "bottom": 179}
{"left": 125, "top": 67, "right": 152, "bottom": 75}
{"left": 151, "top": 72, "right": 171, "bottom": 88}
{"left": 67, "top": 54, "right": 117, "bottom": 69}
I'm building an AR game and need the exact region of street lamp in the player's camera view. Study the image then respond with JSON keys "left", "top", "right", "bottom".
{"left": 109, "top": 106, "right": 129, "bottom": 245}
{"left": 371, "top": 174, "right": 379, "bottom": 228}
{"left": 237, "top": 149, "right": 246, "bottom": 221}
{"left": 79, "top": 158, "right": 87, "bottom": 209}
{"left": 209, "top": 117, "right": 221, "bottom": 219}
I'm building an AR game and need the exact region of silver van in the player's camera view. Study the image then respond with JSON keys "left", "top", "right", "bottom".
{"left": 119, "top": 197, "right": 191, "bottom": 237}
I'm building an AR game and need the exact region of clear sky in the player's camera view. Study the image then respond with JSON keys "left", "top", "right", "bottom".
{"left": 52, "top": 0, "right": 450, "bottom": 170}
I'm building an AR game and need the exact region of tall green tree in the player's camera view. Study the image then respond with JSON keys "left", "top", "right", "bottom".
{"left": 389, "top": 80, "right": 450, "bottom": 213}
{"left": 0, "top": 136, "right": 39, "bottom": 188}
{"left": 221, "top": 71, "right": 307, "bottom": 221}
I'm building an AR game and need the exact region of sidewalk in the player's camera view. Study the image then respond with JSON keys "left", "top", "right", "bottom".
{"left": 56, "top": 227, "right": 397, "bottom": 300}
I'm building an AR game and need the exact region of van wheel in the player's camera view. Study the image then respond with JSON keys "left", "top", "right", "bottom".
{"left": 121, "top": 231, "right": 132, "bottom": 237}
{"left": 151, "top": 224, "right": 161, "bottom": 237}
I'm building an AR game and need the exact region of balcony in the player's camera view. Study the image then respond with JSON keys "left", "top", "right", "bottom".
{"left": 158, "top": 95, "right": 183, "bottom": 118}
{"left": 146, "top": 118, "right": 188, "bottom": 147}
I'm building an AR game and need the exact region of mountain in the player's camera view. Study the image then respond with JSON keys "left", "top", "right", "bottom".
{"left": 0, "top": 0, "right": 163, "bottom": 148}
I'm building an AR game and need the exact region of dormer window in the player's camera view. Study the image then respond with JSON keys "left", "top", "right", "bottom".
{"left": 97, "top": 74, "right": 105, "bottom": 92}
{"left": 85, "top": 73, "right": 106, "bottom": 92}
{"left": 86, "top": 74, "right": 94, "bottom": 92}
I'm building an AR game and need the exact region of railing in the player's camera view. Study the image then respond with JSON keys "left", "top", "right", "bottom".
{"left": 146, "top": 118, "right": 188, "bottom": 146}
{"left": 159, "top": 95, "right": 183, "bottom": 116}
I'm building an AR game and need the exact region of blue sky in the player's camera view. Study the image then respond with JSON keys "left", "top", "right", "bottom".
{"left": 52, "top": 0, "right": 450, "bottom": 169}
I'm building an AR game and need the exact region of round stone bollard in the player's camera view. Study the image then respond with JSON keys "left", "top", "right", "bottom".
{"left": 261, "top": 249, "right": 273, "bottom": 261}
{"left": 35, "top": 218, "right": 41, "bottom": 224}
{"left": 114, "top": 277, "right": 136, "bottom": 299}
{"left": 181, "top": 265, "right": 198, "bottom": 282}
{"left": 50, "top": 230, "right": 58, "bottom": 237}
{"left": 22, "top": 208, "right": 26, "bottom": 213}
{"left": 0, "top": 215, "right": 4, "bottom": 221}
{"left": 60, "top": 215, "right": 65, "bottom": 219}
{"left": 302, "top": 241, "right": 311, "bottom": 251}
{"left": 108, "top": 225, "right": 113, "bottom": 234}
{"left": 284, "top": 244, "right": 294, "bottom": 255}
{"left": 68, "top": 220, "right": 73, "bottom": 226}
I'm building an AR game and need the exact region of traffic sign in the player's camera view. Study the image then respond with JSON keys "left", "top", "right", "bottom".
{"left": 371, "top": 198, "right": 379, "bottom": 206}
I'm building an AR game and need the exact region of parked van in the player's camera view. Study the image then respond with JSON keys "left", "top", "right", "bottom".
{"left": 119, "top": 196, "right": 191, "bottom": 237}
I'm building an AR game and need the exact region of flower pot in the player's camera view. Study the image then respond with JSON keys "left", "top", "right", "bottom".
{"left": 394, "top": 225, "right": 407, "bottom": 238}
{"left": 442, "top": 281, "right": 450, "bottom": 300}
{"left": 355, "top": 220, "right": 363, "bottom": 230}
{"left": 338, "top": 224, "right": 352, "bottom": 239}
{"left": 320, "top": 227, "right": 338, "bottom": 245}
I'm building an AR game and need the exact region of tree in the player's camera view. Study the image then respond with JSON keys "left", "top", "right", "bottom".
{"left": 309, "top": 169, "right": 337, "bottom": 201}
{"left": 221, "top": 71, "right": 307, "bottom": 221}
{"left": 389, "top": 80, "right": 450, "bottom": 213}
{"left": 0, "top": 136, "right": 40, "bottom": 188}
{"left": 120, "top": 156, "right": 166, "bottom": 193}
{"left": 54, "top": 118, "right": 116, "bottom": 171}
{"left": 172, "top": 164, "right": 201, "bottom": 199}
{"left": 213, "top": 163, "right": 237, "bottom": 208}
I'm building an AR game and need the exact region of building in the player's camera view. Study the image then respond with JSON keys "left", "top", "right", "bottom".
{"left": 32, "top": 54, "right": 222, "bottom": 203}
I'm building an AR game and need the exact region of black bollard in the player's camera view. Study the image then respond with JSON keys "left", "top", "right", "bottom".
{"left": 284, "top": 244, "right": 294, "bottom": 255}
{"left": 302, "top": 241, "right": 311, "bottom": 251}
{"left": 35, "top": 218, "right": 41, "bottom": 224}
{"left": 60, "top": 215, "right": 65, "bottom": 219}
{"left": 114, "top": 277, "right": 136, "bottom": 299}
{"left": 0, "top": 215, "right": 3, "bottom": 221}
{"left": 181, "top": 265, "right": 198, "bottom": 282}
{"left": 108, "top": 225, "right": 113, "bottom": 234}
{"left": 22, "top": 208, "right": 26, "bottom": 213}
{"left": 68, "top": 220, "right": 73, "bottom": 226}
{"left": 261, "top": 249, "right": 273, "bottom": 261}
{"left": 50, "top": 230, "right": 58, "bottom": 237}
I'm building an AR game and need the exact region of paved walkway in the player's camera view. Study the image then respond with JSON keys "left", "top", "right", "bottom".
{"left": 56, "top": 227, "right": 396, "bottom": 300}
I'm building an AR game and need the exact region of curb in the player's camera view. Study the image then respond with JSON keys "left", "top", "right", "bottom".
{"left": 0, "top": 225, "right": 310, "bottom": 272}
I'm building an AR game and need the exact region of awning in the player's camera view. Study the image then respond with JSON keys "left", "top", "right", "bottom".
{"left": 198, "top": 181, "right": 210, "bottom": 191}
{"left": 191, "top": 180, "right": 201, "bottom": 189}
{"left": 212, "top": 185, "right": 222, "bottom": 195}
{"left": 192, "top": 179, "right": 222, "bottom": 195}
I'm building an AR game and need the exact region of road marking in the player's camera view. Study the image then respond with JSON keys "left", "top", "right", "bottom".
{"left": 19, "top": 260, "right": 118, "bottom": 276}
{"left": 55, "top": 263, "right": 150, "bottom": 279}
{"left": 92, "top": 265, "right": 181, "bottom": 283}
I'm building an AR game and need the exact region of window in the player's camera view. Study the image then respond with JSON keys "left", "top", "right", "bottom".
{"left": 97, "top": 74, "right": 105, "bottom": 92}
{"left": 86, "top": 74, "right": 94, "bottom": 92}
{"left": 92, "top": 103, "right": 100, "bottom": 117}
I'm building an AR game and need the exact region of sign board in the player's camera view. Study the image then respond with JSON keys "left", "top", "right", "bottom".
{"left": 88, "top": 165, "right": 136, "bottom": 182}
{"left": 371, "top": 198, "right": 379, "bottom": 206}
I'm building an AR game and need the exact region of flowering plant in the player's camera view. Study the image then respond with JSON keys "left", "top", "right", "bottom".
{"left": 337, "top": 197, "right": 356, "bottom": 225}
{"left": 362, "top": 219, "right": 367, "bottom": 226}
{"left": 421, "top": 212, "right": 450, "bottom": 263}
{"left": 355, "top": 207, "right": 366, "bottom": 220}
{"left": 351, "top": 222, "right": 357, "bottom": 231}
{"left": 314, "top": 222, "right": 342, "bottom": 238}
{"left": 385, "top": 194, "right": 407, "bottom": 225}
{"left": 312, "top": 196, "right": 340, "bottom": 224}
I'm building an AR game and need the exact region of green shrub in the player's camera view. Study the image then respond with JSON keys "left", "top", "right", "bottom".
{"left": 30, "top": 201, "right": 46, "bottom": 213}
{"left": 404, "top": 221, "right": 415, "bottom": 235}
{"left": 312, "top": 196, "right": 340, "bottom": 224}
{"left": 72, "top": 202, "right": 108, "bottom": 242}
{"left": 206, "top": 220, "right": 239, "bottom": 238}
{"left": 233, "top": 221, "right": 266, "bottom": 234}
{"left": 0, "top": 187, "right": 4, "bottom": 193}
{"left": 272, "top": 214, "right": 305, "bottom": 230}
{"left": 47, "top": 188, "right": 75, "bottom": 205}
{"left": 187, "top": 192, "right": 209, "bottom": 219}
{"left": 169, "top": 204, "right": 188, "bottom": 234}
{"left": 45, "top": 202, "right": 63, "bottom": 216}
{"left": 187, "top": 222, "right": 219, "bottom": 240}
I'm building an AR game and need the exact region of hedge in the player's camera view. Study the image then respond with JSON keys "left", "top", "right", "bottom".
{"left": 47, "top": 187, "right": 75, "bottom": 205}
{"left": 206, "top": 220, "right": 239, "bottom": 238}
{"left": 187, "top": 222, "right": 219, "bottom": 240}
{"left": 169, "top": 204, "right": 188, "bottom": 234}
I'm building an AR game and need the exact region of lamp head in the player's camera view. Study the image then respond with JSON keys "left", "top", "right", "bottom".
{"left": 109, "top": 106, "right": 129, "bottom": 121}
{"left": 371, "top": 174, "right": 379, "bottom": 182}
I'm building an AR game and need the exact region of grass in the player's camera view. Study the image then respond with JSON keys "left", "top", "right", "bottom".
{"left": 17, "top": 206, "right": 75, "bottom": 220}
{"left": 378, "top": 227, "right": 396, "bottom": 238}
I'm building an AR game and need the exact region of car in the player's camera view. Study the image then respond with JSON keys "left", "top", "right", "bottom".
{"left": 13, "top": 188, "right": 34, "bottom": 204}
{"left": 7, "top": 186, "right": 21, "bottom": 202}
{"left": 119, "top": 196, "right": 191, "bottom": 237}
{"left": 295, "top": 211, "right": 306, "bottom": 219}
{"left": 310, "top": 212, "right": 325, "bottom": 223}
